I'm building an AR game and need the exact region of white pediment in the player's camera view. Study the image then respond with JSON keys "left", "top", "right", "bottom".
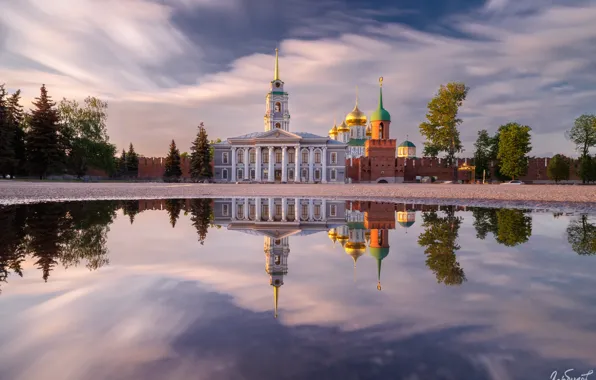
{"left": 257, "top": 129, "right": 302, "bottom": 141}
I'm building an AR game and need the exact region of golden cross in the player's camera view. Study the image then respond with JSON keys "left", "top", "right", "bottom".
{"left": 379, "top": 77, "right": 383, "bottom": 87}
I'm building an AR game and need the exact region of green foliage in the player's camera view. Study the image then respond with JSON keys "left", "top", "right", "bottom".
{"left": 495, "top": 209, "right": 532, "bottom": 247}
{"left": 7, "top": 91, "right": 27, "bottom": 176}
{"left": 164, "top": 140, "right": 182, "bottom": 181}
{"left": 567, "top": 215, "right": 596, "bottom": 255}
{"left": 117, "top": 149, "right": 128, "bottom": 177}
{"left": 546, "top": 154, "right": 570, "bottom": 183}
{"left": 473, "top": 129, "right": 493, "bottom": 179}
{"left": 189, "top": 198, "right": 213, "bottom": 245}
{"left": 496, "top": 122, "right": 532, "bottom": 180}
{"left": 471, "top": 207, "right": 498, "bottom": 240}
{"left": 121, "top": 200, "right": 141, "bottom": 224}
{"left": 127, "top": 143, "right": 139, "bottom": 176}
{"left": 26, "top": 85, "right": 63, "bottom": 178}
{"left": 0, "top": 84, "right": 15, "bottom": 176}
{"left": 417, "top": 207, "right": 466, "bottom": 286}
{"left": 209, "top": 138, "right": 222, "bottom": 161}
{"left": 190, "top": 123, "right": 212, "bottom": 181}
{"left": 566, "top": 114, "right": 596, "bottom": 157}
{"left": 578, "top": 155, "right": 596, "bottom": 184}
{"left": 58, "top": 97, "right": 116, "bottom": 177}
{"left": 165, "top": 199, "right": 184, "bottom": 228}
{"left": 419, "top": 82, "right": 469, "bottom": 179}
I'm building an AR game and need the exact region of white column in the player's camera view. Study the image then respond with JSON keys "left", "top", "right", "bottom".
{"left": 255, "top": 197, "right": 262, "bottom": 221}
{"left": 308, "top": 147, "right": 314, "bottom": 183}
{"left": 282, "top": 198, "right": 287, "bottom": 221}
{"left": 281, "top": 146, "right": 288, "bottom": 183}
{"left": 231, "top": 199, "right": 237, "bottom": 220}
{"left": 322, "top": 199, "right": 327, "bottom": 220}
{"left": 268, "top": 198, "right": 274, "bottom": 221}
{"left": 244, "top": 197, "right": 249, "bottom": 219}
{"left": 244, "top": 148, "right": 249, "bottom": 180}
{"left": 322, "top": 147, "right": 327, "bottom": 183}
{"left": 295, "top": 198, "right": 300, "bottom": 221}
{"left": 268, "top": 147, "right": 274, "bottom": 182}
{"left": 308, "top": 199, "right": 314, "bottom": 221}
{"left": 295, "top": 147, "right": 300, "bottom": 183}
{"left": 231, "top": 147, "right": 237, "bottom": 182}
{"left": 256, "top": 148, "right": 262, "bottom": 182}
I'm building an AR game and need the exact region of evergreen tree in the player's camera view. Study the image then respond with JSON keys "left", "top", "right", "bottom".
{"left": 165, "top": 199, "right": 183, "bottom": 228}
{"left": 0, "top": 84, "right": 15, "bottom": 176}
{"left": 190, "top": 198, "right": 213, "bottom": 245}
{"left": 190, "top": 122, "right": 212, "bottom": 182}
{"left": 497, "top": 122, "right": 532, "bottom": 180}
{"left": 121, "top": 200, "right": 140, "bottom": 224}
{"left": 419, "top": 82, "right": 469, "bottom": 181}
{"left": 127, "top": 143, "right": 139, "bottom": 177}
{"left": 7, "top": 90, "right": 26, "bottom": 177}
{"left": 547, "top": 154, "right": 570, "bottom": 183}
{"left": 26, "top": 85, "right": 62, "bottom": 179}
{"left": 118, "top": 149, "right": 127, "bottom": 177}
{"left": 164, "top": 140, "right": 182, "bottom": 182}
{"left": 473, "top": 130, "right": 492, "bottom": 180}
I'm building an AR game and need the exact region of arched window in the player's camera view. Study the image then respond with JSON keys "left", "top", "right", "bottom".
{"left": 378, "top": 231, "right": 383, "bottom": 246}
{"left": 275, "top": 102, "right": 281, "bottom": 112}
{"left": 237, "top": 149, "right": 244, "bottom": 163}
{"left": 302, "top": 150, "right": 309, "bottom": 163}
{"left": 275, "top": 149, "right": 282, "bottom": 163}
{"left": 288, "top": 149, "right": 295, "bottom": 163}
{"left": 315, "top": 150, "right": 321, "bottom": 164}
{"left": 274, "top": 255, "right": 281, "bottom": 265}
{"left": 275, "top": 122, "right": 281, "bottom": 129}
{"left": 250, "top": 149, "right": 255, "bottom": 163}
{"left": 379, "top": 123, "right": 384, "bottom": 138}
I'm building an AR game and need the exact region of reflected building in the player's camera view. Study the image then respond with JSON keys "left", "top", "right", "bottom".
{"left": 343, "top": 202, "right": 370, "bottom": 280}
{"left": 213, "top": 197, "right": 347, "bottom": 317}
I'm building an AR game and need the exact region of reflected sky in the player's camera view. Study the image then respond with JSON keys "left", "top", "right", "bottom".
{"left": 1, "top": 199, "right": 595, "bottom": 380}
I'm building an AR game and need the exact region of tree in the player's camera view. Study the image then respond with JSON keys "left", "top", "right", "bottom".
{"left": 473, "top": 130, "right": 493, "bottom": 180}
{"left": 471, "top": 207, "right": 498, "bottom": 240}
{"left": 546, "top": 154, "right": 570, "bottom": 183}
{"left": 165, "top": 199, "right": 184, "bottom": 228}
{"left": 209, "top": 138, "right": 222, "bottom": 161}
{"left": 578, "top": 155, "right": 596, "bottom": 184}
{"left": 127, "top": 143, "right": 139, "bottom": 177}
{"left": 117, "top": 149, "right": 127, "bottom": 177}
{"left": 567, "top": 215, "right": 596, "bottom": 255}
{"left": 566, "top": 114, "right": 596, "bottom": 183}
{"left": 495, "top": 209, "right": 532, "bottom": 247}
{"left": 164, "top": 140, "right": 182, "bottom": 182}
{"left": 417, "top": 207, "right": 466, "bottom": 286}
{"left": 121, "top": 200, "right": 141, "bottom": 224}
{"left": 419, "top": 82, "right": 469, "bottom": 181}
{"left": 496, "top": 122, "right": 532, "bottom": 180}
{"left": 58, "top": 97, "right": 116, "bottom": 177}
{"left": 7, "top": 90, "right": 26, "bottom": 177}
{"left": 26, "top": 85, "right": 62, "bottom": 179}
{"left": 190, "top": 123, "right": 212, "bottom": 182}
{"left": 0, "top": 84, "right": 16, "bottom": 176}
{"left": 190, "top": 198, "right": 213, "bottom": 245}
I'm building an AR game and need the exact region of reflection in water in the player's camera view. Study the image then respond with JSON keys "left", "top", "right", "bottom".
{"left": 567, "top": 214, "right": 596, "bottom": 255}
{"left": 470, "top": 207, "right": 533, "bottom": 246}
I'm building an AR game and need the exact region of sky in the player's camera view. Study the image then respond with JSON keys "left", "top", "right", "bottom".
{"left": 1, "top": 0, "right": 595, "bottom": 157}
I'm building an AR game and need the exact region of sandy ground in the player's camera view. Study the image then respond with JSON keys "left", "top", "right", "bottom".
{"left": 1, "top": 181, "right": 595, "bottom": 211}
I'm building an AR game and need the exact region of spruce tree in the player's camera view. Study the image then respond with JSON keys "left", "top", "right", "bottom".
{"left": 190, "top": 123, "right": 212, "bottom": 182}
{"left": 165, "top": 199, "right": 183, "bottom": 228}
{"left": 7, "top": 90, "right": 26, "bottom": 177}
{"left": 127, "top": 143, "right": 138, "bottom": 177}
{"left": 0, "top": 84, "right": 15, "bottom": 177}
{"left": 26, "top": 85, "right": 62, "bottom": 179}
{"left": 118, "top": 149, "right": 127, "bottom": 177}
{"left": 190, "top": 198, "right": 213, "bottom": 245}
{"left": 164, "top": 139, "right": 182, "bottom": 182}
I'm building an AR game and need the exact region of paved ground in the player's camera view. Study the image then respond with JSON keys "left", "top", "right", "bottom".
{"left": 1, "top": 181, "right": 595, "bottom": 211}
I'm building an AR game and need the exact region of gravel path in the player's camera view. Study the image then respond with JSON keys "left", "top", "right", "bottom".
{"left": 1, "top": 181, "right": 595, "bottom": 212}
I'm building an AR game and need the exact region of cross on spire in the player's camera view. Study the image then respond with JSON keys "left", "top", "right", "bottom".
{"left": 274, "top": 48, "right": 280, "bottom": 81}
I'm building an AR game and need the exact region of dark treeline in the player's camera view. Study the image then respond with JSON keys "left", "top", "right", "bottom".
{"left": 0, "top": 198, "right": 215, "bottom": 293}
{"left": 0, "top": 83, "right": 139, "bottom": 179}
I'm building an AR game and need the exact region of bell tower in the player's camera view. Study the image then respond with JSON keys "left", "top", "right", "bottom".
{"left": 264, "top": 48, "right": 290, "bottom": 132}
{"left": 370, "top": 77, "right": 391, "bottom": 140}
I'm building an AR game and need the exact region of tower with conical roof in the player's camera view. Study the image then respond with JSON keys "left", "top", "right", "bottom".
{"left": 264, "top": 235, "right": 289, "bottom": 318}
{"left": 363, "top": 201, "right": 395, "bottom": 290}
{"left": 264, "top": 48, "right": 291, "bottom": 132}
{"left": 370, "top": 77, "right": 391, "bottom": 140}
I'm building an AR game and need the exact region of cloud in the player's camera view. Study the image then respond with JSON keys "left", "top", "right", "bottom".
{"left": 1, "top": 0, "right": 595, "bottom": 156}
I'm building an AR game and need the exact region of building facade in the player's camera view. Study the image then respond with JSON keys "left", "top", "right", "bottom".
{"left": 213, "top": 49, "right": 347, "bottom": 183}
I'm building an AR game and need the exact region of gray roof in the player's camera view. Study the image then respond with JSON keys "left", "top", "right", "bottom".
{"left": 230, "top": 131, "right": 268, "bottom": 139}
{"left": 227, "top": 130, "right": 346, "bottom": 145}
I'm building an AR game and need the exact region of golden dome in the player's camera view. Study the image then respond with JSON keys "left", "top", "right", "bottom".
{"left": 329, "top": 124, "right": 338, "bottom": 136}
{"left": 337, "top": 120, "right": 349, "bottom": 133}
{"left": 345, "top": 104, "right": 367, "bottom": 127}
{"left": 366, "top": 125, "right": 372, "bottom": 136}
{"left": 344, "top": 241, "right": 367, "bottom": 259}
{"left": 336, "top": 234, "right": 349, "bottom": 247}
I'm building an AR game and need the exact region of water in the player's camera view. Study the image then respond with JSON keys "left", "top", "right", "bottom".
{"left": 1, "top": 198, "right": 595, "bottom": 380}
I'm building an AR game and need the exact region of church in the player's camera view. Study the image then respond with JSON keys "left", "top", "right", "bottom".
{"left": 212, "top": 49, "right": 348, "bottom": 183}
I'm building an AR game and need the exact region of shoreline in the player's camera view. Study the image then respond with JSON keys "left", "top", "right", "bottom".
{"left": 1, "top": 181, "right": 595, "bottom": 212}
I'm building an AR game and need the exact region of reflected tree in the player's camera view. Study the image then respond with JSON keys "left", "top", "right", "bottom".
{"left": 417, "top": 207, "right": 466, "bottom": 286}
{"left": 495, "top": 209, "right": 532, "bottom": 247}
{"left": 190, "top": 198, "right": 213, "bottom": 245}
{"left": 470, "top": 207, "right": 498, "bottom": 240}
{"left": 165, "top": 199, "right": 184, "bottom": 228}
{"left": 567, "top": 215, "right": 596, "bottom": 255}
{"left": 121, "top": 200, "right": 141, "bottom": 225}
{"left": 0, "top": 205, "right": 27, "bottom": 293}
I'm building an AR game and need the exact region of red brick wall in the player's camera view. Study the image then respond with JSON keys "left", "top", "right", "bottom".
{"left": 138, "top": 157, "right": 191, "bottom": 179}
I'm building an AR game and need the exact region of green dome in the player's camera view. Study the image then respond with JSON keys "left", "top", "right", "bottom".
{"left": 369, "top": 247, "right": 390, "bottom": 260}
{"left": 399, "top": 140, "right": 416, "bottom": 148}
{"left": 370, "top": 85, "right": 391, "bottom": 122}
{"left": 399, "top": 221, "right": 415, "bottom": 228}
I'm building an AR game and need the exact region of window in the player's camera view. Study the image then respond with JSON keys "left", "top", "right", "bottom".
{"left": 330, "top": 169, "right": 336, "bottom": 180}
{"left": 302, "top": 169, "right": 308, "bottom": 180}
{"left": 315, "top": 151, "right": 321, "bottom": 163}
{"left": 331, "top": 152, "right": 337, "bottom": 164}
{"left": 288, "top": 169, "right": 294, "bottom": 180}
{"left": 263, "top": 151, "right": 269, "bottom": 164}
{"left": 275, "top": 102, "right": 281, "bottom": 112}
{"left": 301, "top": 204, "right": 308, "bottom": 219}
{"left": 274, "top": 255, "right": 281, "bottom": 265}
{"left": 275, "top": 122, "right": 281, "bottom": 129}
{"left": 330, "top": 204, "right": 337, "bottom": 217}
{"left": 250, "top": 169, "right": 255, "bottom": 180}
{"left": 262, "top": 204, "right": 269, "bottom": 218}
{"left": 222, "top": 152, "right": 229, "bottom": 164}
{"left": 250, "top": 204, "right": 255, "bottom": 219}
{"left": 302, "top": 150, "right": 309, "bottom": 163}
{"left": 237, "top": 169, "right": 243, "bottom": 180}
{"left": 315, "top": 204, "right": 321, "bottom": 218}
{"left": 222, "top": 204, "right": 229, "bottom": 216}
{"left": 315, "top": 169, "right": 321, "bottom": 181}
{"left": 288, "top": 150, "right": 295, "bottom": 163}
{"left": 250, "top": 150, "right": 255, "bottom": 163}
{"left": 237, "top": 149, "right": 244, "bottom": 163}
{"left": 222, "top": 169, "right": 228, "bottom": 180}
{"left": 275, "top": 150, "right": 282, "bottom": 163}
{"left": 238, "top": 204, "right": 243, "bottom": 218}
{"left": 378, "top": 231, "right": 383, "bottom": 246}
{"left": 288, "top": 204, "right": 295, "bottom": 219}
{"left": 275, "top": 204, "right": 282, "bottom": 217}
{"left": 263, "top": 169, "right": 268, "bottom": 179}
{"left": 379, "top": 123, "right": 384, "bottom": 138}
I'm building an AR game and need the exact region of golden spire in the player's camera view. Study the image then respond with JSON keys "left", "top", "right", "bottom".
{"left": 273, "top": 285, "right": 279, "bottom": 318}
{"left": 356, "top": 85, "right": 359, "bottom": 107}
{"left": 274, "top": 48, "right": 280, "bottom": 81}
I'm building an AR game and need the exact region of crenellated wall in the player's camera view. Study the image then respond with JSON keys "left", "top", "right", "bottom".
{"left": 137, "top": 157, "right": 191, "bottom": 179}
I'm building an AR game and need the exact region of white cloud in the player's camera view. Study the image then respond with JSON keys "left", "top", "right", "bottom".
{"left": 1, "top": 0, "right": 595, "bottom": 156}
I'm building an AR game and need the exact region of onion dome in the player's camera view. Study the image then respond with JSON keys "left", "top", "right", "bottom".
{"left": 336, "top": 234, "right": 349, "bottom": 247}
{"left": 369, "top": 246, "right": 390, "bottom": 291}
{"left": 344, "top": 241, "right": 367, "bottom": 261}
{"left": 329, "top": 124, "right": 338, "bottom": 136}
{"left": 337, "top": 120, "right": 350, "bottom": 133}
{"left": 399, "top": 140, "right": 415, "bottom": 148}
{"left": 366, "top": 125, "right": 372, "bottom": 137}
{"left": 370, "top": 77, "right": 391, "bottom": 122}
{"left": 328, "top": 228, "right": 338, "bottom": 243}
{"left": 345, "top": 103, "right": 367, "bottom": 127}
